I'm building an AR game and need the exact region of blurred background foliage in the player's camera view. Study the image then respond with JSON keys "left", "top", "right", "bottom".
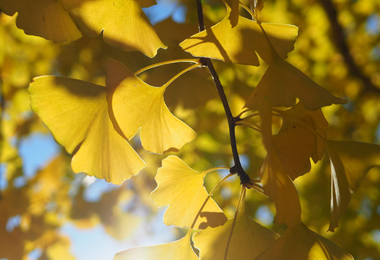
{"left": 0, "top": 0, "right": 380, "bottom": 259}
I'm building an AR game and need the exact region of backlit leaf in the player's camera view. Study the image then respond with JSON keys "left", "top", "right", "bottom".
{"left": 0, "top": 0, "right": 81, "bottom": 42}
{"left": 114, "top": 231, "right": 199, "bottom": 260}
{"left": 62, "top": 0, "right": 166, "bottom": 57}
{"left": 273, "top": 104, "right": 328, "bottom": 179}
{"left": 150, "top": 156, "right": 228, "bottom": 229}
{"left": 107, "top": 59, "right": 197, "bottom": 154}
{"left": 256, "top": 223, "right": 353, "bottom": 260}
{"left": 179, "top": 2, "right": 298, "bottom": 66}
{"left": 258, "top": 99, "right": 302, "bottom": 226}
{"left": 29, "top": 76, "right": 145, "bottom": 184}
{"left": 193, "top": 210, "right": 278, "bottom": 260}
{"left": 245, "top": 56, "right": 347, "bottom": 110}
{"left": 324, "top": 140, "right": 380, "bottom": 231}
{"left": 259, "top": 152, "right": 302, "bottom": 226}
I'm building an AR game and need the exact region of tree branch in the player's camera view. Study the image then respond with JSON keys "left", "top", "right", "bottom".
{"left": 195, "top": 0, "right": 251, "bottom": 185}
{"left": 319, "top": 0, "right": 380, "bottom": 95}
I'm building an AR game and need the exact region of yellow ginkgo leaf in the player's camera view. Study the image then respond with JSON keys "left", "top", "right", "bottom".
{"left": 324, "top": 140, "right": 380, "bottom": 231}
{"left": 259, "top": 153, "right": 302, "bottom": 226}
{"left": 179, "top": 1, "right": 298, "bottom": 66}
{"left": 245, "top": 57, "right": 347, "bottom": 111}
{"left": 29, "top": 76, "right": 145, "bottom": 184}
{"left": 106, "top": 59, "right": 197, "bottom": 154}
{"left": 258, "top": 99, "right": 302, "bottom": 226}
{"left": 150, "top": 156, "right": 228, "bottom": 229}
{"left": 0, "top": 0, "right": 81, "bottom": 42}
{"left": 61, "top": 0, "right": 166, "bottom": 57}
{"left": 256, "top": 223, "right": 354, "bottom": 260}
{"left": 273, "top": 104, "right": 328, "bottom": 180}
{"left": 193, "top": 210, "right": 279, "bottom": 260}
{"left": 114, "top": 231, "right": 199, "bottom": 260}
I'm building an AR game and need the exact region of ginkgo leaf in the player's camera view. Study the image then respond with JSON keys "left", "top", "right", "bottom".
{"left": 106, "top": 59, "right": 197, "bottom": 154}
{"left": 279, "top": 104, "right": 328, "bottom": 162}
{"left": 114, "top": 232, "right": 199, "bottom": 260}
{"left": 193, "top": 210, "right": 279, "bottom": 260}
{"left": 179, "top": 1, "right": 298, "bottom": 66}
{"left": 273, "top": 104, "right": 328, "bottom": 179}
{"left": 259, "top": 153, "right": 302, "bottom": 226}
{"left": 29, "top": 76, "right": 145, "bottom": 184}
{"left": 273, "top": 125, "right": 315, "bottom": 180}
{"left": 0, "top": 0, "right": 81, "bottom": 42}
{"left": 150, "top": 156, "right": 228, "bottom": 229}
{"left": 245, "top": 56, "right": 347, "bottom": 111}
{"left": 256, "top": 223, "right": 354, "bottom": 260}
{"left": 258, "top": 99, "right": 302, "bottom": 226}
{"left": 61, "top": 0, "right": 166, "bottom": 57}
{"left": 324, "top": 139, "right": 380, "bottom": 231}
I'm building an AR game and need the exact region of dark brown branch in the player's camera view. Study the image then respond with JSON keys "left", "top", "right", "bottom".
{"left": 196, "top": 0, "right": 205, "bottom": 31}
{"left": 319, "top": 0, "right": 380, "bottom": 95}
{"left": 195, "top": 0, "right": 251, "bottom": 185}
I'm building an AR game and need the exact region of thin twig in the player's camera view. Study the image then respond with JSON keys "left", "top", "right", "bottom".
{"left": 195, "top": 0, "right": 251, "bottom": 185}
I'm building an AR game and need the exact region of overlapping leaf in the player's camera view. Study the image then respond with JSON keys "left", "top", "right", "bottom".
{"left": 259, "top": 152, "right": 302, "bottom": 226}
{"left": 179, "top": 1, "right": 298, "bottom": 66}
{"left": 150, "top": 156, "right": 227, "bottom": 229}
{"left": 62, "top": 0, "right": 166, "bottom": 57}
{"left": 0, "top": 0, "right": 81, "bottom": 42}
{"left": 29, "top": 76, "right": 145, "bottom": 184}
{"left": 258, "top": 99, "right": 302, "bottom": 226}
{"left": 106, "top": 59, "right": 197, "bottom": 154}
{"left": 245, "top": 55, "right": 347, "bottom": 111}
{"left": 324, "top": 140, "right": 380, "bottom": 231}
{"left": 193, "top": 210, "right": 278, "bottom": 260}
{"left": 114, "top": 232, "right": 199, "bottom": 260}
{"left": 256, "top": 223, "right": 353, "bottom": 259}
{"left": 273, "top": 104, "right": 328, "bottom": 179}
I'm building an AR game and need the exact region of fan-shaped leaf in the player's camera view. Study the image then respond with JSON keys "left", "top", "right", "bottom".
{"left": 245, "top": 57, "right": 347, "bottom": 110}
{"left": 273, "top": 104, "right": 328, "bottom": 179}
{"left": 62, "top": 0, "right": 166, "bottom": 57}
{"left": 150, "top": 156, "right": 227, "bottom": 229}
{"left": 106, "top": 59, "right": 197, "bottom": 154}
{"left": 193, "top": 210, "right": 278, "bottom": 260}
{"left": 179, "top": 2, "right": 298, "bottom": 66}
{"left": 256, "top": 223, "right": 353, "bottom": 260}
{"left": 0, "top": 0, "right": 81, "bottom": 42}
{"left": 29, "top": 76, "right": 145, "bottom": 184}
{"left": 114, "top": 232, "right": 199, "bottom": 260}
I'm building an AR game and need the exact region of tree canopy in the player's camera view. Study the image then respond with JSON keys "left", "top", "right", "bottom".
{"left": 1, "top": 0, "right": 380, "bottom": 259}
